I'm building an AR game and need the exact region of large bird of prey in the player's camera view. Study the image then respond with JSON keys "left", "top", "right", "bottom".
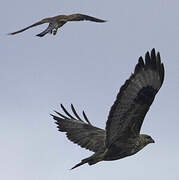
{"left": 8, "top": 13, "right": 106, "bottom": 37}
{"left": 51, "top": 49, "right": 164, "bottom": 169}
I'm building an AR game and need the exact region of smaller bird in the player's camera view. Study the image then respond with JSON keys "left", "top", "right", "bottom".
{"left": 8, "top": 13, "right": 106, "bottom": 37}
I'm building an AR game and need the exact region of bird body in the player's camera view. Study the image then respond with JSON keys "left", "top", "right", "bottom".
{"left": 8, "top": 13, "right": 106, "bottom": 37}
{"left": 51, "top": 49, "right": 164, "bottom": 169}
{"left": 103, "top": 134, "right": 154, "bottom": 161}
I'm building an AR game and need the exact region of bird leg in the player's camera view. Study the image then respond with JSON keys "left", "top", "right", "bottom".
{"left": 53, "top": 28, "right": 58, "bottom": 35}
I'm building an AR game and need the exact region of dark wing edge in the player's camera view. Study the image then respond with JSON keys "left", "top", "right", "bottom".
{"left": 68, "top": 14, "right": 107, "bottom": 22}
{"left": 51, "top": 104, "right": 106, "bottom": 152}
{"left": 105, "top": 49, "right": 164, "bottom": 147}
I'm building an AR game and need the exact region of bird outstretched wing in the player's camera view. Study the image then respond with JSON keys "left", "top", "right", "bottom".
{"left": 105, "top": 49, "right": 164, "bottom": 147}
{"left": 51, "top": 104, "right": 106, "bottom": 152}
{"left": 8, "top": 20, "right": 46, "bottom": 35}
{"left": 67, "top": 14, "right": 106, "bottom": 22}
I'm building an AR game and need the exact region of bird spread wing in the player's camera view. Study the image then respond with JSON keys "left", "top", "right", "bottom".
{"left": 67, "top": 14, "right": 106, "bottom": 22}
{"left": 8, "top": 20, "right": 46, "bottom": 35}
{"left": 105, "top": 49, "right": 164, "bottom": 147}
{"left": 51, "top": 104, "right": 106, "bottom": 152}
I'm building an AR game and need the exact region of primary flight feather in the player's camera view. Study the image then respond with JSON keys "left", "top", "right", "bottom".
{"left": 51, "top": 49, "right": 164, "bottom": 169}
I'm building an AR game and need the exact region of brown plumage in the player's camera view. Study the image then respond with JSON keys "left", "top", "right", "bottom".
{"left": 8, "top": 14, "right": 106, "bottom": 37}
{"left": 51, "top": 49, "right": 164, "bottom": 169}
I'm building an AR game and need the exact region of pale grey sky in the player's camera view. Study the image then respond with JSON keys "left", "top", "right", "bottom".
{"left": 1, "top": 0, "right": 179, "bottom": 179}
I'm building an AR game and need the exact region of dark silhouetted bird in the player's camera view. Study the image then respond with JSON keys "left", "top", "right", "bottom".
{"left": 51, "top": 49, "right": 164, "bottom": 169}
{"left": 8, "top": 13, "right": 106, "bottom": 37}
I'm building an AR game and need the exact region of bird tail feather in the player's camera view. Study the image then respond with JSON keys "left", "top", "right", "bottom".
{"left": 71, "top": 158, "right": 90, "bottom": 170}
{"left": 36, "top": 22, "right": 57, "bottom": 37}
{"left": 36, "top": 30, "right": 49, "bottom": 37}
{"left": 71, "top": 153, "right": 104, "bottom": 170}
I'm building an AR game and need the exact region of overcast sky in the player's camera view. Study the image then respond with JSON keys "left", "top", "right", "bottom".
{"left": 1, "top": 0, "right": 179, "bottom": 179}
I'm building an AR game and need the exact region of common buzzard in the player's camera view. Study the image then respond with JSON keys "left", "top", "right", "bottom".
{"left": 8, "top": 13, "right": 106, "bottom": 37}
{"left": 51, "top": 49, "right": 164, "bottom": 169}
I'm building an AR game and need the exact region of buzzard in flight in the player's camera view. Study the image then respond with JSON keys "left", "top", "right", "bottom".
{"left": 8, "top": 13, "right": 106, "bottom": 37}
{"left": 51, "top": 49, "right": 164, "bottom": 169}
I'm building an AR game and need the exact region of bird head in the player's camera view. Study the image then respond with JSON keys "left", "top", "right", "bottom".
{"left": 141, "top": 134, "right": 155, "bottom": 145}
